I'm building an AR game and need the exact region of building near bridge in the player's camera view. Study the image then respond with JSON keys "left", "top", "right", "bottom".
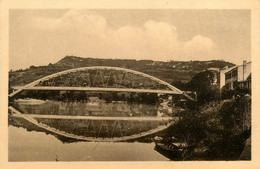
{"left": 219, "top": 60, "right": 251, "bottom": 91}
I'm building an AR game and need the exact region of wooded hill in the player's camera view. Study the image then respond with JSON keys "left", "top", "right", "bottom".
{"left": 9, "top": 55, "right": 235, "bottom": 87}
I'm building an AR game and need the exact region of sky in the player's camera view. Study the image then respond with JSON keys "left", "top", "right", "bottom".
{"left": 9, "top": 9, "right": 251, "bottom": 70}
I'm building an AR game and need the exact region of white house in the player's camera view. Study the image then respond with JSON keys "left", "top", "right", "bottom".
{"left": 219, "top": 61, "right": 251, "bottom": 91}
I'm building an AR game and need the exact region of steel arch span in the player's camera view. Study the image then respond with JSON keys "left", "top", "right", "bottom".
{"left": 9, "top": 66, "right": 193, "bottom": 100}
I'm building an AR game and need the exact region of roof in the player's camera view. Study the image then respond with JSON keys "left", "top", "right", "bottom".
{"left": 220, "top": 65, "right": 238, "bottom": 74}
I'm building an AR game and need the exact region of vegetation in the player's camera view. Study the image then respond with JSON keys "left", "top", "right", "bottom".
{"left": 34, "top": 69, "right": 169, "bottom": 90}
{"left": 165, "top": 69, "right": 251, "bottom": 160}
{"left": 171, "top": 70, "right": 221, "bottom": 108}
{"left": 9, "top": 55, "right": 234, "bottom": 87}
{"left": 164, "top": 94, "right": 251, "bottom": 160}
{"left": 187, "top": 70, "right": 220, "bottom": 105}
{"left": 221, "top": 87, "right": 251, "bottom": 100}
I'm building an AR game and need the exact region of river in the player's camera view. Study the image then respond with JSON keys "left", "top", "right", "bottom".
{"left": 8, "top": 125, "right": 168, "bottom": 161}
{"left": 9, "top": 98, "right": 175, "bottom": 161}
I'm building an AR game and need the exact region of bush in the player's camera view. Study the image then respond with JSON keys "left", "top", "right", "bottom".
{"left": 220, "top": 96, "right": 251, "bottom": 135}
{"left": 221, "top": 87, "right": 251, "bottom": 100}
{"left": 166, "top": 95, "right": 251, "bottom": 160}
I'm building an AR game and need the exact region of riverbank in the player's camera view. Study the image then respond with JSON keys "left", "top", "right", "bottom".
{"left": 158, "top": 95, "right": 251, "bottom": 160}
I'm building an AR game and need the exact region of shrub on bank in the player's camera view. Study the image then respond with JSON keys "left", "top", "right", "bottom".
{"left": 166, "top": 95, "right": 251, "bottom": 160}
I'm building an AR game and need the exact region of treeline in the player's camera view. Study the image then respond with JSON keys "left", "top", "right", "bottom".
{"left": 15, "top": 91, "right": 159, "bottom": 105}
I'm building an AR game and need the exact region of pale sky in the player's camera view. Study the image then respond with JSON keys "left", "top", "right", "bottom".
{"left": 9, "top": 9, "right": 251, "bottom": 70}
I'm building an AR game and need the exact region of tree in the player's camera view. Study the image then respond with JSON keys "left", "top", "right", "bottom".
{"left": 187, "top": 71, "right": 220, "bottom": 105}
{"left": 29, "top": 65, "right": 37, "bottom": 69}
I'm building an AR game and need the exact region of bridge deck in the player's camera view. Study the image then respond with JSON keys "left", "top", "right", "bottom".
{"left": 20, "top": 86, "right": 181, "bottom": 94}
{"left": 11, "top": 113, "right": 175, "bottom": 121}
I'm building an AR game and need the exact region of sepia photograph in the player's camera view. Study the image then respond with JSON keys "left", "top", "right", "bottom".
{"left": 1, "top": 0, "right": 260, "bottom": 168}
{"left": 7, "top": 8, "right": 252, "bottom": 161}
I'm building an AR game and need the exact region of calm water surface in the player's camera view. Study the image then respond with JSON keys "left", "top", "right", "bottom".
{"left": 9, "top": 126, "right": 169, "bottom": 161}
{"left": 9, "top": 99, "right": 174, "bottom": 161}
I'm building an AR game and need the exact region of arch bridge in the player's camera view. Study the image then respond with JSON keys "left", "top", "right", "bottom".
{"left": 9, "top": 66, "right": 194, "bottom": 100}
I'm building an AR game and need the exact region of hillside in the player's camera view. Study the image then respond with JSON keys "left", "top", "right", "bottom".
{"left": 9, "top": 56, "right": 235, "bottom": 87}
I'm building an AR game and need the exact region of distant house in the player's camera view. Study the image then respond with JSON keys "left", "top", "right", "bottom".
{"left": 219, "top": 61, "right": 251, "bottom": 91}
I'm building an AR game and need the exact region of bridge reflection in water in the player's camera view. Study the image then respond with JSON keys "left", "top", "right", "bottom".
{"left": 9, "top": 99, "right": 178, "bottom": 142}
{"left": 9, "top": 66, "right": 190, "bottom": 142}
